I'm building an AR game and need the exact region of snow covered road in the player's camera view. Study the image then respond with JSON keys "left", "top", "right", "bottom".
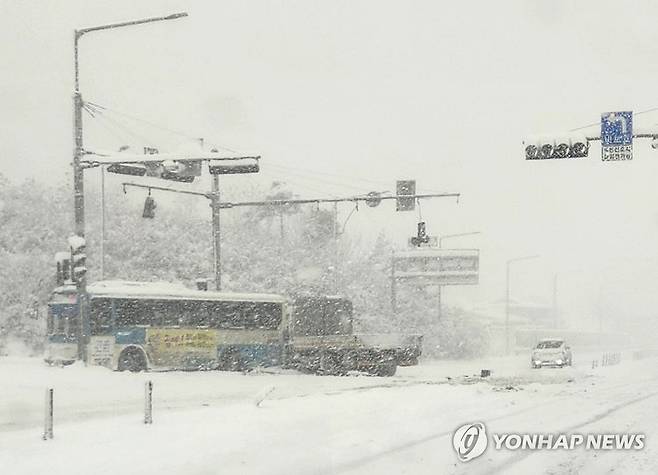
{"left": 1, "top": 351, "right": 656, "bottom": 474}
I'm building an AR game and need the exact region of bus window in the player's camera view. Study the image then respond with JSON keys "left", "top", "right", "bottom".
{"left": 191, "top": 300, "right": 211, "bottom": 327}
{"left": 206, "top": 301, "right": 282, "bottom": 329}
{"left": 206, "top": 301, "right": 241, "bottom": 329}
{"left": 258, "top": 302, "right": 282, "bottom": 329}
{"left": 178, "top": 300, "right": 207, "bottom": 327}
{"left": 242, "top": 302, "right": 282, "bottom": 329}
{"left": 142, "top": 300, "right": 180, "bottom": 327}
{"left": 115, "top": 299, "right": 149, "bottom": 327}
{"left": 90, "top": 298, "right": 113, "bottom": 335}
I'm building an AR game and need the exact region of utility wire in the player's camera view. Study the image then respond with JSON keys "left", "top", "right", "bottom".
{"left": 267, "top": 161, "right": 396, "bottom": 188}
{"left": 84, "top": 106, "right": 141, "bottom": 146}
{"left": 258, "top": 170, "right": 342, "bottom": 198}
{"left": 85, "top": 102, "right": 159, "bottom": 147}
{"left": 87, "top": 100, "right": 247, "bottom": 154}
{"left": 266, "top": 161, "right": 445, "bottom": 196}
{"left": 263, "top": 164, "right": 369, "bottom": 193}
{"left": 86, "top": 100, "right": 196, "bottom": 140}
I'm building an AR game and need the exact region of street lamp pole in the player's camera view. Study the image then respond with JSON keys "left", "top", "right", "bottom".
{"left": 72, "top": 12, "right": 188, "bottom": 361}
{"left": 505, "top": 255, "right": 539, "bottom": 355}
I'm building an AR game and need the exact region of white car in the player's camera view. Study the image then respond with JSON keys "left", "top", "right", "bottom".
{"left": 531, "top": 338, "right": 573, "bottom": 368}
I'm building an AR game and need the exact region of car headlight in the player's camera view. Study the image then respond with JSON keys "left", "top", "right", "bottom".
{"left": 556, "top": 359, "right": 563, "bottom": 364}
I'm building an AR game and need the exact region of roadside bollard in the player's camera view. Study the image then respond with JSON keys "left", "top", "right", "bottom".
{"left": 43, "top": 388, "right": 54, "bottom": 440}
{"left": 144, "top": 381, "right": 153, "bottom": 424}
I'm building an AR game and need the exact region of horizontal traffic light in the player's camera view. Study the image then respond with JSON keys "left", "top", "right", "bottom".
{"left": 107, "top": 163, "right": 146, "bottom": 176}
{"left": 108, "top": 160, "right": 202, "bottom": 182}
{"left": 524, "top": 135, "right": 589, "bottom": 160}
{"left": 208, "top": 158, "right": 259, "bottom": 175}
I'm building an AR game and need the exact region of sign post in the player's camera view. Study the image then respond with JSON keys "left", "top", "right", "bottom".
{"left": 601, "top": 111, "right": 633, "bottom": 161}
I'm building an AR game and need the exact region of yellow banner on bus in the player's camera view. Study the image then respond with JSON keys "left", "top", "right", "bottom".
{"left": 146, "top": 328, "right": 218, "bottom": 366}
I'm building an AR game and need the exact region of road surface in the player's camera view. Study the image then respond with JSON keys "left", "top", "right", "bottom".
{"left": 1, "top": 349, "right": 656, "bottom": 474}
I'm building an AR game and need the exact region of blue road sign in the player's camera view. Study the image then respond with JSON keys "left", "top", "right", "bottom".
{"left": 601, "top": 111, "right": 633, "bottom": 161}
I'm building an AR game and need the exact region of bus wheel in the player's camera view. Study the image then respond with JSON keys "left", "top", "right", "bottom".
{"left": 118, "top": 348, "right": 147, "bottom": 372}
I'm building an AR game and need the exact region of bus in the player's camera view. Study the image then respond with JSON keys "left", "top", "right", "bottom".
{"left": 45, "top": 280, "right": 289, "bottom": 372}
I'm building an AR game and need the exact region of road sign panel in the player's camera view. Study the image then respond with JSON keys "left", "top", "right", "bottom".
{"left": 601, "top": 111, "right": 633, "bottom": 161}
{"left": 393, "top": 249, "right": 479, "bottom": 285}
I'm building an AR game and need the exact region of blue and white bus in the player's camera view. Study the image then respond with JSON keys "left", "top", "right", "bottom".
{"left": 46, "top": 281, "right": 289, "bottom": 372}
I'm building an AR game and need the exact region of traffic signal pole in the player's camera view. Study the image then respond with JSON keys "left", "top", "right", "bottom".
{"left": 71, "top": 12, "right": 188, "bottom": 362}
{"left": 73, "top": 34, "right": 88, "bottom": 362}
{"left": 122, "top": 182, "right": 460, "bottom": 297}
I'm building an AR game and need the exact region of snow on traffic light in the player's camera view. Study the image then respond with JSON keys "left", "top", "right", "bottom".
{"left": 524, "top": 135, "right": 589, "bottom": 160}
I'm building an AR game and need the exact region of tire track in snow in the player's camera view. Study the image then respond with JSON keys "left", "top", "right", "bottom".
{"left": 322, "top": 374, "right": 658, "bottom": 474}
{"left": 488, "top": 389, "right": 658, "bottom": 474}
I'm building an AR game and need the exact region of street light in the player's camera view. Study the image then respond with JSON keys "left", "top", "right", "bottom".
{"left": 72, "top": 12, "right": 188, "bottom": 362}
{"left": 505, "top": 255, "right": 540, "bottom": 355}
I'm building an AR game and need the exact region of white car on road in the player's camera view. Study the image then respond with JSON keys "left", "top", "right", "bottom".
{"left": 531, "top": 338, "right": 573, "bottom": 368}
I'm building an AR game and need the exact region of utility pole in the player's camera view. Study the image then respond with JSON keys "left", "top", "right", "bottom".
{"left": 100, "top": 165, "right": 106, "bottom": 280}
{"left": 390, "top": 251, "right": 397, "bottom": 314}
{"left": 211, "top": 174, "right": 221, "bottom": 290}
{"left": 71, "top": 12, "right": 188, "bottom": 362}
{"left": 333, "top": 202, "right": 339, "bottom": 294}
{"left": 72, "top": 79, "right": 87, "bottom": 362}
{"left": 552, "top": 273, "right": 558, "bottom": 329}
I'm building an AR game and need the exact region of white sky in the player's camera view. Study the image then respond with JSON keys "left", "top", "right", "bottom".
{"left": 3, "top": 0, "right": 658, "bottom": 326}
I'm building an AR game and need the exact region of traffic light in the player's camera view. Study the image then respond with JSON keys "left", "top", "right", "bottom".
{"left": 55, "top": 251, "right": 71, "bottom": 285}
{"left": 524, "top": 135, "right": 589, "bottom": 160}
{"left": 160, "top": 160, "right": 201, "bottom": 182}
{"left": 410, "top": 221, "right": 430, "bottom": 247}
{"left": 107, "top": 163, "right": 147, "bottom": 176}
{"left": 68, "top": 235, "right": 87, "bottom": 284}
{"left": 143, "top": 196, "right": 157, "bottom": 218}
{"left": 396, "top": 180, "right": 416, "bottom": 211}
{"left": 208, "top": 157, "right": 260, "bottom": 175}
{"left": 108, "top": 158, "right": 202, "bottom": 183}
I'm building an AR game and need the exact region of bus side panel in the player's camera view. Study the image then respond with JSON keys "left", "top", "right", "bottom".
{"left": 217, "top": 330, "right": 283, "bottom": 368}
{"left": 87, "top": 336, "right": 116, "bottom": 368}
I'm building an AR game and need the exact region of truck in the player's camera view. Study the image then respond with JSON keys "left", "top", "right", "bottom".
{"left": 284, "top": 295, "right": 421, "bottom": 376}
